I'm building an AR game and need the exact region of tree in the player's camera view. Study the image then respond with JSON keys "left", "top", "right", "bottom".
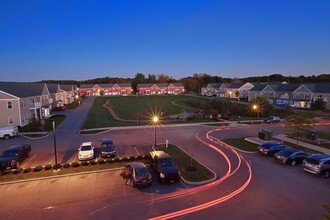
{"left": 285, "top": 112, "right": 315, "bottom": 146}
{"left": 211, "top": 97, "right": 232, "bottom": 118}
{"left": 250, "top": 97, "right": 274, "bottom": 117}
{"left": 158, "top": 74, "right": 171, "bottom": 83}
{"left": 131, "top": 73, "right": 146, "bottom": 94}
{"left": 311, "top": 99, "right": 326, "bottom": 111}
{"left": 146, "top": 74, "right": 157, "bottom": 83}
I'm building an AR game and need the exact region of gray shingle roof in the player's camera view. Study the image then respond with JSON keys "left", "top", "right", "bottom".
{"left": 0, "top": 82, "right": 46, "bottom": 98}
{"left": 79, "top": 83, "right": 131, "bottom": 89}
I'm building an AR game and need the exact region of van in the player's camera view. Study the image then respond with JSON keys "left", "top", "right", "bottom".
{"left": 0, "top": 126, "right": 18, "bottom": 140}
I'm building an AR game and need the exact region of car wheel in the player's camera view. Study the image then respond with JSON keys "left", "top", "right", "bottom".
{"left": 291, "top": 160, "right": 297, "bottom": 166}
{"left": 324, "top": 171, "right": 330, "bottom": 178}
{"left": 4, "top": 135, "right": 10, "bottom": 140}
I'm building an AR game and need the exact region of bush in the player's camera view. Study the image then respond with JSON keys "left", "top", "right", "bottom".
{"left": 34, "top": 165, "right": 43, "bottom": 172}
{"left": 71, "top": 162, "right": 79, "bottom": 168}
{"left": 44, "top": 164, "right": 53, "bottom": 170}
{"left": 63, "top": 163, "right": 70, "bottom": 168}
{"left": 89, "top": 160, "right": 97, "bottom": 165}
{"left": 137, "top": 155, "right": 143, "bottom": 160}
{"left": 144, "top": 154, "right": 150, "bottom": 160}
{"left": 13, "top": 168, "right": 23, "bottom": 174}
{"left": 23, "top": 167, "right": 32, "bottom": 173}
{"left": 121, "top": 157, "right": 128, "bottom": 162}
{"left": 53, "top": 164, "right": 62, "bottom": 169}
{"left": 107, "top": 158, "right": 114, "bottom": 163}
{"left": 98, "top": 159, "right": 106, "bottom": 164}
{"left": 1, "top": 170, "right": 10, "bottom": 175}
{"left": 114, "top": 157, "right": 120, "bottom": 162}
{"left": 129, "top": 156, "right": 136, "bottom": 161}
{"left": 81, "top": 161, "right": 89, "bottom": 166}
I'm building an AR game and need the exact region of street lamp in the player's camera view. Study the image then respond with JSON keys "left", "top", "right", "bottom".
{"left": 152, "top": 116, "right": 159, "bottom": 147}
{"left": 252, "top": 104, "right": 259, "bottom": 121}
{"left": 51, "top": 120, "right": 59, "bottom": 171}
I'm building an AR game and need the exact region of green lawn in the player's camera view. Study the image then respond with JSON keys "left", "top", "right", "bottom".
{"left": 222, "top": 138, "right": 259, "bottom": 152}
{"left": 156, "top": 144, "right": 215, "bottom": 182}
{"left": 84, "top": 95, "right": 204, "bottom": 129}
{"left": 19, "top": 115, "right": 66, "bottom": 132}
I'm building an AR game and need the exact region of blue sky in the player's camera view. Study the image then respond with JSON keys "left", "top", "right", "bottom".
{"left": 0, "top": 0, "right": 329, "bottom": 82}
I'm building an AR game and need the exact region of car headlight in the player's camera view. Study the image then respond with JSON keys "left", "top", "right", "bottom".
{"left": 160, "top": 173, "right": 165, "bottom": 178}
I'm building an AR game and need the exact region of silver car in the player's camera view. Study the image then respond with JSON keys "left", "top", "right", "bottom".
{"left": 302, "top": 155, "right": 330, "bottom": 178}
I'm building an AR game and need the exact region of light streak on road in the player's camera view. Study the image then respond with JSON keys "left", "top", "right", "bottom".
{"left": 148, "top": 127, "right": 253, "bottom": 220}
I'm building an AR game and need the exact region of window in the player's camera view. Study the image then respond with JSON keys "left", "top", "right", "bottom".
{"left": 8, "top": 117, "right": 14, "bottom": 125}
{"left": 7, "top": 101, "right": 12, "bottom": 109}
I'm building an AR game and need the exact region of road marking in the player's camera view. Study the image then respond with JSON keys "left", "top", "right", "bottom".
{"left": 132, "top": 145, "right": 140, "bottom": 155}
{"left": 22, "top": 154, "right": 37, "bottom": 168}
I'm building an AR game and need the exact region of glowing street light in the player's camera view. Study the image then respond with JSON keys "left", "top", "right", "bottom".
{"left": 252, "top": 104, "right": 259, "bottom": 119}
{"left": 152, "top": 116, "right": 159, "bottom": 147}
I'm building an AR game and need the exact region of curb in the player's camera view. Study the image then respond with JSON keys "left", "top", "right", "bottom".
{"left": 79, "top": 129, "right": 112, "bottom": 136}
{"left": 153, "top": 143, "right": 217, "bottom": 186}
{"left": 19, "top": 133, "right": 50, "bottom": 140}
{"left": 0, "top": 167, "right": 124, "bottom": 186}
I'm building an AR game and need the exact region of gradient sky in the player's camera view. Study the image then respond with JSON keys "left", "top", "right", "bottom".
{"left": 1, "top": 0, "right": 329, "bottom": 82}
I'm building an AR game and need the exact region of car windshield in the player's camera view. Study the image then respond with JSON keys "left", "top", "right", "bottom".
{"left": 159, "top": 158, "right": 175, "bottom": 167}
{"left": 278, "top": 150, "right": 296, "bottom": 157}
{"left": 1, "top": 150, "right": 18, "bottom": 157}
{"left": 102, "top": 144, "right": 114, "bottom": 150}
{"left": 262, "top": 143, "right": 278, "bottom": 149}
{"left": 135, "top": 167, "right": 148, "bottom": 177}
{"left": 81, "top": 145, "right": 92, "bottom": 151}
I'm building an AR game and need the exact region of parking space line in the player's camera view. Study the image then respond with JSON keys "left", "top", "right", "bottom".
{"left": 22, "top": 154, "right": 37, "bottom": 168}
{"left": 133, "top": 145, "right": 140, "bottom": 156}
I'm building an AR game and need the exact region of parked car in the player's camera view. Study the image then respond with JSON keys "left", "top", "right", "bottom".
{"left": 121, "top": 162, "right": 152, "bottom": 187}
{"left": 0, "top": 144, "right": 31, "bottom": 170}
{"left": 0, "top": 126, "right": 18, "bottom": 140}
{"left": 149, "top": 150, "right": 180, "bottom": 183}
{"left": 78, "top": 142, "right": 94, "bottom": 160}
{"left": 100, "top": 139, "right": 116, "bottom": 158}
{"left": 263, "top": 116, "right": 281, "bottom": 124}
{"left": 274, "top": 148, "right": 310, "bottom": 166}
{"left": 302, "top": 154, "right": 330, "bottom": 178}
{"left": 257, "top": 142, "right": 288, "bottom": 156}
{"left": 53, "top": 106, "right": 65, "bottom": 111}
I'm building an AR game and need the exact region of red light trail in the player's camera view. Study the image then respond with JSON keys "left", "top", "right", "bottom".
{"left": 148, "top": 127, "right": 253, "bottom": 220}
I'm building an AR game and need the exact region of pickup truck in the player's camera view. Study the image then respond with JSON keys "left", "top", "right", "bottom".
{"left": 0, "top": 126, "right": 18, "bottom": 139}
{"left": 0, "top": 144, "right": 31, "bottom": 170}
{"left": 149, "top": 150, "right": 180, "bottom": 183}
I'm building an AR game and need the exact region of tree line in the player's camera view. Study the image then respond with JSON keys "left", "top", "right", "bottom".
{"left": 39, "top": 73, "right": 330, "bottom": 94}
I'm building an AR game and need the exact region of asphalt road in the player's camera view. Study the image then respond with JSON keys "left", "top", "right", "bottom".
{"left": 0, "top": 97, "right": 329, "bottom": 219}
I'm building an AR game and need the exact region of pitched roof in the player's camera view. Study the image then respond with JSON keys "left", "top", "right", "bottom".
{"left": 304, "top": 83, "right": 330, "bottom": 93}
{"left": 79, "top": 83, "right": 131, "bottom": 89}
{"left": 202, "top": 83, "right": 224, "bottom": 89}
{"left": 225, "top": 82, "right": 246, "bottom": 89}
{"left": 275, "top": 84, "right": 301, "bottom": 92}
{"left": 0, "top": 82, "right": 46, "bottom": 98}
{"left": 137, "top": 83, "right": 182, "bottom": 88}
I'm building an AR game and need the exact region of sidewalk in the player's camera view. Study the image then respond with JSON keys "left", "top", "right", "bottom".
{"left": 245, "top": 134, "right": 330, "bottom": 156}
{"left": 273, "top": 134, "right": 330, "bottom": 156}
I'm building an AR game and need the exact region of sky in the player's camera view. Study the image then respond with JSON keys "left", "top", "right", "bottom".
{"left": 0, "top": 0, "right": 330, "bottom": 82}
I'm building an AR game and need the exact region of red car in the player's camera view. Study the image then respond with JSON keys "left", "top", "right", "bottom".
{"left": 53, "top": 106, "right": 65, "bottom": 111}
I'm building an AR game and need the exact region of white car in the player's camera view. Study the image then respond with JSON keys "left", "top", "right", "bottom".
{"left": 78, "top": 142, "right": 94, "bottom": 160}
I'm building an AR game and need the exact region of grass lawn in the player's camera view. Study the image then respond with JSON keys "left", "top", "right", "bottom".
{"left": 84, "top": 95, "right": 206, "bottom": 129}
{"left": 0, "top": 158, "right": 150, "bottom": 183}
{"left": 222, "top": 138, "right": 259, "bottom": 152}
{"left": 156, "top": 144, "right": 215, "bottom": 182}
{"left": 65, "top": 101, "right": 80, "bottom": 109}
{"left": 19, "top": 115, "right": 66, "bottom": 132}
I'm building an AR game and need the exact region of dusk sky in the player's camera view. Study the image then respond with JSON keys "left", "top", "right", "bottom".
{"left": 1, "top": 0, "right": 329, "bottom": 82}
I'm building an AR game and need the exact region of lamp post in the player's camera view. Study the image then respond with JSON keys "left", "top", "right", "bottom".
{"left": 252, "top": 104, "right": 259, "bottom": 123}
{"left": 153, "top": 116, "right": 159, "bottom": 147}
{"left": 51, "top": 120, "right": 59, "bottom": 171}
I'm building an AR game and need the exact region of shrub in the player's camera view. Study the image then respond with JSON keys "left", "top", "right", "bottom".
{"left": 44, "top": 164, "right": 52, "bottom": 170}
{"left": 71, "top": 162, "right": 79, "bottom": 167}
{"left": 114, "top": 157, "right": 120, "bottom": 162}
{"left": 1, "top": 170, "right": 10, "bottom": 175}
{"left": 144, "top": 154, "right": 151, "bottom": 160}
{"left": 129, "top": 156, "right": 136, "bottom": 161}
{"left": 34, "top": 165, "right": 43, "bottom": 172}
{"left": 53, "top": 164, "right": 62, "bottom": 169}
{"left": 121, "top": 157, "right": 128, "bottom": 162}
{"left": 107, "top": 158, "right": 114, "bottom": 163}
{"left": 23, "top": 167, "right": 32, "bottom": 173}
{"left": 81, "top": 161, "right": 89, "bottom": 166}
{"left": 13, "top": 168, "right": 23, "bottom": 174}
{"left": 136, "top": 155, "right": 143, "bottom": 160}
{"left": 89, "top": 160, "right": 97, "bottom": 165}
{"left": 63, "top": 163, "right": 70, "bottom": 168}
{"left": 98, "top": 159, "right": 106, "bottom": 164}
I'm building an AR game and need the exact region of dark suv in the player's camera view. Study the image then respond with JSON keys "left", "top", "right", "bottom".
{"left": 274, "top": 148, "right": 310, "bottom": 166}
{"left": 149, "top": 150, "right": 180, "bottom": 183}
{"left": 0, "top": 144, "right": 31, "bottom": 170}
{"left": 303, "top": 155, "right": 330, "bottom": 178}
{"left": 100, "top": 139, "right": 116, "bottom": 158}
{"left": 257, "top": 142, "right": 287, "bottom": 156}
{"left": 263, "top": 116, "right": 281, "bottom": 124}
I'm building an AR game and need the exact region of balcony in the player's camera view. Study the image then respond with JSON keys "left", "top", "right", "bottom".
{"left": 30, "top": 102, "right": 42, "bottom": 109}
